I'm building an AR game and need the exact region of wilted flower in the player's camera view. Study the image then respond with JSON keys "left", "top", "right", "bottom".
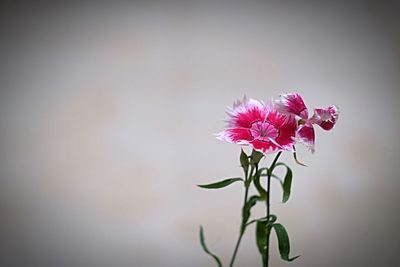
{"left": 275, "top": 93, "right": 339, "bottom": 152}
{"left": 217, "top": 96, "right": 297, "bottom": 154}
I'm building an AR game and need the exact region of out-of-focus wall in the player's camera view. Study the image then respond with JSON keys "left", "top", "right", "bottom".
{"left": 0, "top": 1, "right": 399, "bottom": 267}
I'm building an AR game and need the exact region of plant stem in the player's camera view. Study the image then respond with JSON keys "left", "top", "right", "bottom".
{"left": 265, "top": 152, "right": 282, "bottom": 267}
{"left": 229, "top": 165, "right": 254, "bottom": 267}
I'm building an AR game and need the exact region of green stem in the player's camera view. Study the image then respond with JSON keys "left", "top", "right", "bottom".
{"left": 229, "top": 165, "right": 254, "bottom": 267}
{"left": 265, "top": 152, "right": 282, "bottom": 267}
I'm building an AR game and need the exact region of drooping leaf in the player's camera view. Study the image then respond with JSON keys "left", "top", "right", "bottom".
{"left": 250, "top": 149, "right": 264, "bottom": 166}
{"left": 240, "top": 148, "right": 249, "bottom": 173}
{"left": 271, "top": 174, "right": 283, "bottom": 184}
{"left": 255, "top": 214, "right": 278, "bottom": 266}
{"left": 253, "top": 170, "right": 267, "bottom": 199}
{"left": 199, "top": 226, "right": 223, "bottom": 267}
{"left": 256, "top": 220, "right": 268, "bottom": 266}
{"left": 258, "top": 168, "right": 281, "bottom": 181}
{"left": 241, "top": 195, "right": 262, "bottom": 232}
{"left": 258, "top": 167, "right": 268, "bottom": 176}
{"left": 274, "top": 163, "right": 293, "bottom": 203}
{"left": 197, "top": 178, "right": 243, "bottom": 189}
{"left": 271, "top": 223, "right": 300, "bottom": 262}
{"left": 246, "top": 214, "right": 277, "bottom": 226}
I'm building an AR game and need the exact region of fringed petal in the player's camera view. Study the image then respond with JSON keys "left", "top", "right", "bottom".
{"left": 274, "top": 93, "right": 309, "bottom": 119}
{"left": 311, "top": 105, "right": 339, "bottom": 131}
{"left": 297, "top": 123, "right": 315, "bottom": 153}
{"left": 217, "top": 97, "right": 297, "bottom": 153}
{"left": 216, "top": 128, "right": 253, "bottom": 144}
{"left": 226, "top": 97, "right": 268, "bottom": 128}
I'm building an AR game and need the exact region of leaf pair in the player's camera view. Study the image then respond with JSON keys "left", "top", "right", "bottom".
{"left": 241, "top": 195, "right": 262, "bottom": 233}
{"left": 256, "top": 220, "right": 300, "bottom": 265}
{"left": 259, "top": 162, "right": 293, "bottom": 203}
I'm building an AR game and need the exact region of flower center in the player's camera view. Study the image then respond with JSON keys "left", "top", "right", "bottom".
{"left": 249, "top": 121, "right": 279, "bottom": 141}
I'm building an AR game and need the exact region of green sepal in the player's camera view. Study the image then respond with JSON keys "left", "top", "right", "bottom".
{"left": 197, "top": 178, "right": 243, "bottom": 189}
{"left": 199, "top": 226, "right": 223, "bottom": 267}
{"left": 271, "top": 223, "right": 300, "bottom": 262}
{"left": 250, "top": 149, "right": 264, "bottom": 166}
{"left": 240, "top": 148, "right": 249, "bottom": 173}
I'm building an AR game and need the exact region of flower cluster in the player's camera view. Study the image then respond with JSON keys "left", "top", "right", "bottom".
{"left": 217, "top": 93, "right": 339, "bottom": 153}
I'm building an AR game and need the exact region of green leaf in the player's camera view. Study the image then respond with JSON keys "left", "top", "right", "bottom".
{"left": 256, "top": 220, "right": 268, "bottom": 266}
{"left": 240, "top": 149, "right": 249, "bottom": 173}
{"left": 258, "top": 167, "right": 268, "bottom": 176}
{"left": 272, "top": 223, "right": 300, "bottom": 262}
{"left": 246, "top": 214, "right": 277, "bottom": 226}
{"left": 254, "top": 215, "right": 278, "bottom": 265}
{"left": 199, "top": 226, "right": 223, "bottom": 267}
{"left": 241, "top": 195, "right": 262, "bottom": 232}
{"left": 253, "top": 170, "right": 267, "bottom": 199}
{"left": 274, "top": 163, "right": 293, "bottom": 203}
{"left": 198, "top": 178, "right": 243, "bottom": 189}
{"left": 250, "top": 149, "right": 264, "bottom": 166}
{"left": 271, "top": 174, "right": 283, "bottom": 184}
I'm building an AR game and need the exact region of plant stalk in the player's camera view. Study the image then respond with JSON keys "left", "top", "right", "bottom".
{"left": 265, "top": 151, "right": 282, "bottom": 267}
{"left": 229, "top": 165, "right": 254, "bottom": 267}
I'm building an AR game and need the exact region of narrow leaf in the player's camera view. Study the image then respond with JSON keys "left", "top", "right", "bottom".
{"left": 253, "top": 170, "right": 267, "bottom": 199}
{"left": 247, "top": 214, "right": 277, "bottom": 226}
{"left": 242, "top": 195, "right": 261, "bottom": 229}
{"left": 256, "top": 220, "right": 268, "bottom": 266}
{"left": 272, "top": 223, "right": 300, "bottom": 262}
{"left": 240, "top": 149, "right": 249, "bottom": 173}
{"left": 198, "top": 178, "right": 243, "bottom": 189}
{"left": 259, "top": 168, "right": 282, "bottom": 183}
{"left": 274, "top": 163, "right": 293, "bottom": 203}
{"left": 199, "top": 226, "right": 223, "bottom": 267}
{"left": 271, "top": 174, "right": 283, "bottom": 185}
{"left": 258, "top": 167, "right": 268, "bottom": 176}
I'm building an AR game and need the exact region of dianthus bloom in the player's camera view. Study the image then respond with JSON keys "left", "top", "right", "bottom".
{"left": 274, "top": 93, "right": 339, "bottom": 152}
{"left": 217, "top": 97, "right": 297, "bottom": 153}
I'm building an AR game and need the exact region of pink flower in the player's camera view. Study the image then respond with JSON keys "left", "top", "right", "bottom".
{"left": 275, "top": 93, "right": 339, "bottom": 153}
{"left": 217, "top": 97, "right": 297, "bottom": 154}
{"left": 310, "top": 106, "right": 339, "bottom": 131}
{"left": 274, "top": 93, "right": 309, "bottom": 120}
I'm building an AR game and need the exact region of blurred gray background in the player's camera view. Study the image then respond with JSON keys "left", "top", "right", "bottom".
{"left": 0, "top": 1, "right": 399, "bottom": 267}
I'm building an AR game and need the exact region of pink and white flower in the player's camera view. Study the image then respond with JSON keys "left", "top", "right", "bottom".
{"left": 217, "top": 97, "right": 297, "bottom": 154}
{"left": 310, "top": 106, "right": 339, "bottom": 131}
{"left": 275, "top": 93, "right": 339, "bottom": 153}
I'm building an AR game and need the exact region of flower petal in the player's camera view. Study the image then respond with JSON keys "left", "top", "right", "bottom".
{"left": 250, "top": 139, "right": 281, "bottom": 154}
{"left": 311, "top": 105, "right": 339, "bottom": 131}
{"left": 216, "top": 128, "right": 253, "bottom": 144}
{"left": 274, "top": 93, "right": 308, "bottom": 119}
{"left": 297, "top": 123, "right": 315, "bottom": 153}
{"left": 266, "top": 109, "right": 297, "bottom": 151}
{"left": 227, "top": 97, "right": 268, "bottom": 128}
{"left": 218, "top": 98, "right": 297, "bottom": 153}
